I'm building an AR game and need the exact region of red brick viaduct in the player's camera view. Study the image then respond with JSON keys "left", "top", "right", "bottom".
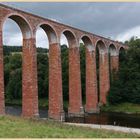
{"left": 0, "top": 4, "right": 127, "bottom": 120}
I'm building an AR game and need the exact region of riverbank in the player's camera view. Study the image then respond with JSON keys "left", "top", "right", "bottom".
{"left": 0, "top": 115, "right": 139, "bottom": 138}
{"left": 101, "top": 103, "right": 140, "bottom": 114}
{"left": 6, "top": 100, "right": 140, "bottom": 114}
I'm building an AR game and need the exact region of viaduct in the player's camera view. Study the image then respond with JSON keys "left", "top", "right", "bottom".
{"left": 0, "top": 4, "right": 127, "bottom": 120}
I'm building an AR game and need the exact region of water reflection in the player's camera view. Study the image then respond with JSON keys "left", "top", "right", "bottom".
{"left": 66, "top": 112, "right": 140, "bottom": 129}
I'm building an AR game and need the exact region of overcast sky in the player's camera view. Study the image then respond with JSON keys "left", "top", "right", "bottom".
{"left": 2, "top": 2, "right": 140, "bottom": 48}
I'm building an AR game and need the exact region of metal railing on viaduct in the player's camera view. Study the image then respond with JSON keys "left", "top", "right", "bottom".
{"left": 0, "top": 4, "right": 127, "bottom": 120}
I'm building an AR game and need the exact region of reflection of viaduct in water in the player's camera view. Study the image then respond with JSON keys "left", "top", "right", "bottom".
{"left": 0, "top": 4, "right": 127, "bottom": 120}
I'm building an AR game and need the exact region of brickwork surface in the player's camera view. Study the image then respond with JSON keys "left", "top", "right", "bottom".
{"left": 85, "top": 49, "right": 98, "bottom": 113}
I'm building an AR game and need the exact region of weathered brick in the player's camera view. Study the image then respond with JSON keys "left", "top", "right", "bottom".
{"left": 48, "top": 43, "right": 64, "bottom": 120}
{"left": 22, "top": 38, "right": 39, "bottom": 118}
{"left": 68, "top": 47, "right": 84, "bottom": 116}
{"left": 85, "top": 49, "right": 98, "bottom": 113}
{"left": 99, "top": 52, "right": 110, "bottom": 105}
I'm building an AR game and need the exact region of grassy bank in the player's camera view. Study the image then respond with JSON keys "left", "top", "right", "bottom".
{"left": 0, "top": 115, "right": 139, "bottom": 138}
{"left": 101, "top": 103, "right": 140, "bottom": 114}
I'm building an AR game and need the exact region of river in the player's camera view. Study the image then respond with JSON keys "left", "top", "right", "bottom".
{"left": 5, "top": 106, "right": 140, "bottom": 129}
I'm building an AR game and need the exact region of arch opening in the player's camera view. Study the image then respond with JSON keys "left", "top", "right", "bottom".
{"left": 108, "top": 44, "right": 117, "bottom": 84}
{"left": 96, "top": 40, "right": 106, "bottom": 103}
{"left": 60, "top": 32, "right": 69, "bottom": 112}
{"left": 2, "top": 15, "right": 32, "bottom": 116}
{"left": 79, "top": 35, "right": 95, "bottom": 106}
{"left": 36, "top": 26, "right": 49, "bottom": 118}
{"left": 62, "top": 30, "right": 77, "bottom": 48}
{"left": 119, "top": 47, "right": 126, "bottom": 66}
{"left": 36, "top": 24, "right": 59, "bottom": 118}
{"left": 79, "top": 38, "right": 86, "bottom": 105}
{"left": 109, "top": 44, "right": 117, "bottom": 56}
{"left": 61, "top": 30, "right": 83, "bottom": 115}
{"left": 39, "top": 24, "right": 57, "bottom": 44}
{"left": 81, "top": 36, "right": 94, "bottom": 51}
{"left": 3, "top": 14, "right": 32, "bottom": 39}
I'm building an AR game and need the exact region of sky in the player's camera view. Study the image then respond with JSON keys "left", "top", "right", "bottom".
{"left": 2, "top": 2, "right": 140, "bottom": 48}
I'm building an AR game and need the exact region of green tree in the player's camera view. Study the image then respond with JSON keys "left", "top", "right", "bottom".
{"left": 108, "top": 38, "right": 140, "bottom": 105}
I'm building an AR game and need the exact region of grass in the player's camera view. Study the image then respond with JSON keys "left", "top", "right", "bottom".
{"left": 0, "top": 115, "right": 139, "bottom": 138}
{"left": 101, "top": 103, "right": 140, "bottom": 114}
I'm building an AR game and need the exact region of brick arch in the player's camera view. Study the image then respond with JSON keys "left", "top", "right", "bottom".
{"left": 0, "top": 12, "right": 39, "bottom": 117}
{"left": 95, "top": 39, "right": 110, "bottom": 105}
{"left": 95, "top": 39, "right": 107, "bottom": 54}
{"left": 80, "top": 35, "right": 94, "bottom": 51}
{"left": 109, "top": 43, "right": 118, "bottom": 56}
{"left": 61, "top": 29, "right": 78, "bottom": 48}
{"left": 118, "top": 46, "right": 125, "bottom": 52}
{"left": 1, "top": 13, "right": 32, "bottom": 39}
{"left": 60, "top": 29, "right": 83, "bottom": 116}
{"left": 35, "top": 22, "right": 58, "bottom": 44}
{"left": 80, "top": 35, "right": 98, "bottom": 113}
{"left": 118, "top": 46, "right": 126, "bottom": 62}
{"left": 108, "top": 43, "right": 119, "bottom": 80}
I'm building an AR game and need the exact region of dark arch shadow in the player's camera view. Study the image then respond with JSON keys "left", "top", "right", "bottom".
{"left": 108, "top": 44, "right": 117, "bottom": 84}
{"left": 95, "top": 40, "right": 106, "bottom": 103}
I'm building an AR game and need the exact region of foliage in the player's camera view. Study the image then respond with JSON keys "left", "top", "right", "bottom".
{"left": 4, "top": 46, "right": 49, "bottom": 101}
{"left": 37, "top": 53, "right": 48, "bottom": 98}
{"left": 80, "top": 44, "right": 86, "bottom": 102}
{"left": 61, "top": 45, "right": 69, "bottom": 101}
{"left": 4, "top": 54, "right": 22, "bottom": 101}
{"left": 101, "top": 102, "right": 140, "bottom": 114}
{"left": 108, "top": 37, "right": 140, "bottom": 105}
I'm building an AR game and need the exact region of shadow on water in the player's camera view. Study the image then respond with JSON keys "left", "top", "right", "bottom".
{"left": 65, "top": 112, "right": 140, "bottom": 129}
{"left": 5, "top": 106, "right": 140, "bottom": 129}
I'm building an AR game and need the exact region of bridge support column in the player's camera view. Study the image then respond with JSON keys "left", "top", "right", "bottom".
{"left": 110, "top": 55, "right": 119, "bottom": 72}
{"left": 68, "top": 47, "right": 84, "bottom": 117}
{"left": 85, "top": 49, "right": 98, "bottom": 113}
{"left": 99, "top": 52, "right": 110, "bottom": 105}
{"left": 22, "top": 38, "right": 39, "bottom": 118}
{"left": 110, "top": 54, "right": 119, "bottom": 80}
{"left": 48, "top": 43, "right": 64, "bottom": 121}
{"left": 0, "top": 30, "right": 5, "bottom": 115}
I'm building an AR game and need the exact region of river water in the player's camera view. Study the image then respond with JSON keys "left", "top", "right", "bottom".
{"left": 5, "top": 106, "right": 140, "bottom": 129}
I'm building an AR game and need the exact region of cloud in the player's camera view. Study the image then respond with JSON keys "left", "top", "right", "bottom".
{"left": 36, "top": 27, "right": 49, "bottom": 48}
{"left": 3, "top": 19, "right": 22, "bottom": 46}
{"left": 115, "top": 25, "right": 140, "bottom": 42}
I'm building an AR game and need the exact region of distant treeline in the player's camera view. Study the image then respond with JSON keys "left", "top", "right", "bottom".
{"left": 3, "top": 46, "right": 49, "bottom": 55}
